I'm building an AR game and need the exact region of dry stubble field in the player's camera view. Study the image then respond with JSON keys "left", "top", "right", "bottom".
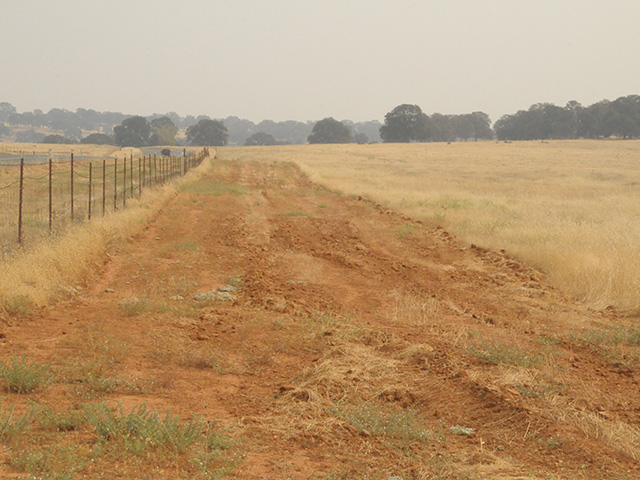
{"left": 0, "top": 145, "right": 638, "bottom": 479}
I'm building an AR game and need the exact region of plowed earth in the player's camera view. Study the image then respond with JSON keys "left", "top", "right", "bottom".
{"left": 1, "top": 157, "right": 639, "bottom": 479}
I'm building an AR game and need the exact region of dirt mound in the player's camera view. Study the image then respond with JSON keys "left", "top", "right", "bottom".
{"left": 0, "top": 158, "right": 638, "bottom": 479}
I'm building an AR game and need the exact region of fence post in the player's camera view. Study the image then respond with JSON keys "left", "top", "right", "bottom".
{"left": 114, "top": 158, "right": 118, "bottom": 211}
{"left": 18, "top": 157, "right": 24, "bottom": 244}
{"left": 49, "top": 157, "right": 52, "bottom": 231}
{"left": 123, "top": 157, "right": 127, "bottom": 207}
{"left": 88, "top": 162, "right": 93, "bottom": 220}
{"left": 102, "top": 159, "right": 106, "bottom": 217}
{"left": 142, "top": 156, "right": 146, "bottom": 189}
{"left": 70, "top": 153, "right": 75, "bottom": 222}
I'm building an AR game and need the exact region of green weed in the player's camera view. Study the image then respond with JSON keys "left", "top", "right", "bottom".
{"left": 30, "top": 402, "right": 86, "bottom": 432}
{"left": 329, "top": 401, "right": 432, "bottom": 444}
{"left": 84, "top": 402, "right": 205, "bottom": 453}
{"left": 466, "top": 336, "right": 543, "bottom": 368}
{"left": 2, "top": 294, "right": 35, "bottom": 316}
{"left": 0, "top": 398, "right": 31, "bottom": 441}
{"left": 118, "top": 297, "right": 149, "bottom": 317}
{"left": 396, "top": 223, "right": 415, "bottom": 238}
{"left": 0, "top": 356, "right": 53, "bottom": 393}
{"left": 181, "top": 180, "right": 248, "bottom": 196}
{"left": 280, "top": 211, "right": 314, "bottom": 217}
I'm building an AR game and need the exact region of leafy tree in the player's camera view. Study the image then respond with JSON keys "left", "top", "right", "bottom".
{"left": 113, "top": 116, "right": 152, "bottom": 147}
{"left": 380, "top": 104, "right": 431, "bottom": 143}
{"left": 41, "top": 134, "right": 75, "bottom": 144}
{"left": 186, "top": 119, "right": 228, "bottom": 146}
{"left": 0, "top": 102, "right": 16, "bottom": 122}
{"left": 0, "top": 123, "right": 10, "bottom": 138}
{"left": 245, "top": 132, "right": 277, "bottom": 146}
{"left": 149, "top": 116, "right": 178, "bottom": 146}
{"left": 308, "top": 117, "right": 352, "bottom": 144}
{"left": 80, "top": 133, "right": 114, "bottom": 145}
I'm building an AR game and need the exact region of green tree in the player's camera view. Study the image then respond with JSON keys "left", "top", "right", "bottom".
{"left": 307, "top": 117, "right": 352, "bottom": 144}
{"left": 186, "top": 119, "right": 228, "bottom": 146}
{"left": 113, "top": 116, "right": 151, "bottom": 147}
{"left": 149, "top": 116, "right": 178, "bottom": 146}
{"left": 379, "top": 104, "right": 431, "bottom": 143}
{"left": 80, "top": 133, "right": 114, "bottom": 145}
{"left": 41, "top": 134, "right": 75, "bottom": 144}
{"left": 245, "top": 132, "right": 277, "bottom": 146}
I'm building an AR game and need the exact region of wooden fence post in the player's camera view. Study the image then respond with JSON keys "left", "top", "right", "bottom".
{"left": 18, "top": 157, "right": 24, "bottom": 244}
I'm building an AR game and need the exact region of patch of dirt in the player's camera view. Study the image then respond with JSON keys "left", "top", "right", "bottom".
{"left": 1, "top": 158, "right": 639, "bottom": 479}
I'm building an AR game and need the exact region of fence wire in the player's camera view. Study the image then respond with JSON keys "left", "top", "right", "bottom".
{"left": 0, "top": 148, "right": 209, "bottom": 257}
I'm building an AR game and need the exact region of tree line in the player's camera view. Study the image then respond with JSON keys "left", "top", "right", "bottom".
{"left": 2, "top": 94, "right": 639, "bottom": 147}
{"left": 493, "top": 95, "right": 640, "bottom": 140}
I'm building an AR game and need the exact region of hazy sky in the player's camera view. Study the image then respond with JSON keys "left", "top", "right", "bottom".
{"left": 2, "top": 0, "right": 639, "bottom": 123}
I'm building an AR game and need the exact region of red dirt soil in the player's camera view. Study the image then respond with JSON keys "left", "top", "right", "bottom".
{"left": 1, "top": 158, "right": 639, "bottom": 479}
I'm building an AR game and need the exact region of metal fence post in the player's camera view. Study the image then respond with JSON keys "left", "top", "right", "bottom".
{"left": 88, "top": 162, "right": 93, "bottom": 220}
{"left": 18, "top": 157, "right": 24, "bottom": 244}
{"left": 49, "top": 157, "right": 53, "bottom": 231}
{"left": 114, "top": 158, "right": 118, "bottom": 211}
{"left": 123, "top": 157, "right": 127, "bottom": 208}
{"left": 70, "top": 153, "right": 75, "bottom": 222}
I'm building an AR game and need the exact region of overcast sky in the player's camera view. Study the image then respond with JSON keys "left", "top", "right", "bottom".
{"left": 2, "top": 0, "right": 639, "bottom": 124}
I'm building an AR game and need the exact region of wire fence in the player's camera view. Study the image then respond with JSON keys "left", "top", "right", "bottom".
{"left": 0, "top": 147, "right": 210, "bottom": 257}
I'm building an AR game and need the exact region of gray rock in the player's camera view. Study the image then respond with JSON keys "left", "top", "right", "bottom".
{"left": 169, "top": 295, "right": 184, "bottom": 301}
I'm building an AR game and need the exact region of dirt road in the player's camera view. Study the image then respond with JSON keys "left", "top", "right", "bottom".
{"left": 1, "top": 158, "right": 638, "bottom": 479}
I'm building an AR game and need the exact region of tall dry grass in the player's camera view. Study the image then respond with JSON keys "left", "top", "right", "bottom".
{"left": 221, "top": 141, "right": 640, "bottom": 314}
{"left": 0, "top": 155, "right": 212, "bottom": 310}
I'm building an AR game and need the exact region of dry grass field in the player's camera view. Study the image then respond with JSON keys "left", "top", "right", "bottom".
{"left": 223, "top": 140, "right": 640, "bottom": 314}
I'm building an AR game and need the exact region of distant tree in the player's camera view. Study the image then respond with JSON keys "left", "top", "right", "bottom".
{"left": 186, "top": 119, "right": 228, "bottom": 146}
{"left": 42, "top": 134, "right": 75, "bottom": 144}
{"left": 113, "top": 116, "right": 152, "bottom": 147}
{"left": 80, "top": 133, "right": 114, "bottom": 145}
{"left": 225, "top": 116, "right": 257, "bottom": 145}
{"left": 429, "top": 113, "right": 455, "bottom": 142}
{"left": 149, "top": 116, "right": 178, "bottom": 146}
{"left": 353, "top": 132, "right": 369, "bottom": 144}
{"left": 15, "top": 129, "right": 46, "bottom": 143}
{"left": 380, "top": 104, "right": 431, "bottom": 143}
{"left": 0, "top": 102, "right": 16, "bottom": 122}
{"left": 245, "top": 132, "right": 277, "bottom": 146}
{"left": 64, "top": 126, "right": 83, "bottom": 141}
{"left": 45, "top": 108, "right": 80, "bottom": 131}
{"left": 307, "top": 117, "right": 352, "bottom": 144}
{"left": 0, "top": 123, "right": 10, "bottom": 138}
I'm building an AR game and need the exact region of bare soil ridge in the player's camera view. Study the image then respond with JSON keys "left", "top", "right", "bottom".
{"left": 1, "top": 158, "right": 638, "bottom": 479}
